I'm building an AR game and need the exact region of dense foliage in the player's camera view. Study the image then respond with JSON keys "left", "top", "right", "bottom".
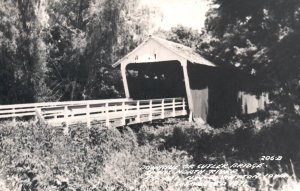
{"left": 0, "top": 121, "right": 191, "bottom": 190}
{"left": 0, "top": 0, "right": 161, "bottom": 103}
{"left": 200, "top": 0, "right": 300, "bottom": 113}
{"left": 0, "top": 114, "right": 299, "bottom": 190}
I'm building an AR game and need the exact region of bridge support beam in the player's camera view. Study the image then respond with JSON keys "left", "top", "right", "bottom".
{"left": 181, "top": 60, "right": 193, "bottom": 122}
{"left": 121, "top": 63, "right": 130, "bottom": 98}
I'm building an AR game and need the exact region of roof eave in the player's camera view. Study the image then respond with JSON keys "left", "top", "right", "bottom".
{"left": 112, "top": 36, "right": 217, "bottom": 68}
{"left": 112, "top": 36, "right": 153, "bottom": 68}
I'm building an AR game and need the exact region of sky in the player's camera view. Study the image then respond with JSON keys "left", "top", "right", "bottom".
{"left": 139, "top": 0, "right": 211, "bottom": 31}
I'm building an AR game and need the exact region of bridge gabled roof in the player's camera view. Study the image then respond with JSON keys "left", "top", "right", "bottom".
{"left": 112, "top": 36, "right": 216, "bottom": 67}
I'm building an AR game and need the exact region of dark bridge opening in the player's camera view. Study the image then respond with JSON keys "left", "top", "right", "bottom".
{"left": 126, "top": 61, "right": 186, "bottom": 100}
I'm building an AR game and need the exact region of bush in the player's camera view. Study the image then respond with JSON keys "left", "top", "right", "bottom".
{"left": 0, "top": 113, "right": 299, "bottom": 190}
{"left": 0, "top": 122, "right": 193, "bottom": 190}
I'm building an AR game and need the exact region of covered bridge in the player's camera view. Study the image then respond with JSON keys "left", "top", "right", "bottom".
{"left": 113, "top": 36, "right": 269, "bottom": 125}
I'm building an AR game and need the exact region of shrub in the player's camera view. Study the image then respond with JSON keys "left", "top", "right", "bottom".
{"left": 0, "top": 113, "right": 299, "bottom": 190}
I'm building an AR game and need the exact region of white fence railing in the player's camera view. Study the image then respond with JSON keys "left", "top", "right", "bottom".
{"left": 0, "top": 97, "right": 187, "bottom": 128}
{"left": 0, "top": 98, "right": 130, "bottom": 123}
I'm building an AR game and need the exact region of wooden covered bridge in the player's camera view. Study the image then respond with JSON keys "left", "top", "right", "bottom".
{"left": 113, "top": 36, "right": 269, "bottom": 125}
{"left": 0, "top": 36, "right": 268, "bottom": 127}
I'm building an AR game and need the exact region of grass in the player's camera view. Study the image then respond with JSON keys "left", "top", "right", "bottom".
{"left": 0, "top": 111, "right": 299, "bottom": 190}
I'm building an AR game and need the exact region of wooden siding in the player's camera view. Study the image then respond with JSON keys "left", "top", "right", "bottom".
{"left": 191, "top": 88, "right": 208, "bottom": 121}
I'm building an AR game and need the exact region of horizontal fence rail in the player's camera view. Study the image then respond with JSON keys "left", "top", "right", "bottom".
{"left": 0, "top": 98, "right": 131, "bottom": 123}
{"left": 0, "top": 97, "right": 187, "bottom": 128}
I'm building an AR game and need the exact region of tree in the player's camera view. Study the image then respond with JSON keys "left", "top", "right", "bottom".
{"left": 0, "top": 0, "right": 165, "bottom": 103}
{"left": 203, "top": 0, "right": 300, "bottom": 113}
{"left": 45, "top": 0, "right": 91, "bottom": 101}
{"left": 154, "top": 25, "right": 202, "bottom": 48}
{"left": 45, "top": 0, "right": 155, "bottom": 100}
{"left": 0, "top": 0, "right": 51, "bottom": 104}
{"left": 84, "top": 0, "right": 161, "bottom": 99}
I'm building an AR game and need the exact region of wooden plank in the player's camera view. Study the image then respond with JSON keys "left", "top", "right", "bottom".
{"left": 149, "top": 100, "right": 152, "bottom": 121}
{"left": 0, "top": 98, "right": 131, "bottom": 109}
{"left": 105, "top": 102, "right": 110, "bottom": 127}
{"left": 172, "top": 98, "right": 176, "bottom": 117}
{"left": 12, "top": 107, "right": 16, "bottom": 124}
{"left": 0, "top": 108, "right": 36, "bottom": 114}
{"left": 181, "top": 60, "right": 193, "bottom": 122}
{"left": 161, "top": 99, "right": 165, "bottom": 119}
{"left": 182, "top": 98, "right": 186, "bottom": 115}
{"left": 190, "top": 88, "right": 208, "bottom": 122}
{"left": 0, "top": 99, "right": 128, "bottom": 120}
{"left": 136, "top": 101, "right": 141, "bottom": 122}
{"left": 87, "top": 104, "right": 91, "bottom": 128}
{"left": 64, "top": 106, "right": 69, "bottom": 127}
{"left": 0, "top": 97, "right": 188, "bottom": 128}
{"left": 122, "top": 101, "right": 126, "bottom": 125}
{"left": 0, "top": 112, "right": 36, "bottom": 118}
{"left": 35, "top": 108, "right": 46, "bottom": 125}
{"left": 121, "top": 63, "right": 130, "bottom": 98}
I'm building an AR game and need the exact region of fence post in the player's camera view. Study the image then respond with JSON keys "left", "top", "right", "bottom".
{"left": 137, "top": 101, "right": 140, "bottom": 123}
{"left": 12, "top": 107, "right": 16, "bottom": 124}
{"left": 122, "top": 101, "right": 126, "bottom": 126}
{"left": 35, "top": 108, "right": 46, "bottom": 125}
{"left": 149, "top": 100, "right": 152, "bottom": 121}
{"left": 87, "top": 104, "right": 91, "bottom": 128}
{"left": 105, "top": 102, "right": 110, "bottom": 127}
{"left": 172, "top": 98, "right": 176, "bottom": 117}
{"left": 182, "top": 98, "right": 186, "bottom": 115}
{"left": 64, "top": 105, "right": 69, "bottom": 135}
{"left": 34, "top": 107, "right": 38, "bottom": 122}
{"left": 161, "top": 99, "right": 165, "bottom": 119}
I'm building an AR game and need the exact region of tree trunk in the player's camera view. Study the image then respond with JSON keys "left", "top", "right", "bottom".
{"left": 70, "top": 80, "right": 77, "bottom": 101}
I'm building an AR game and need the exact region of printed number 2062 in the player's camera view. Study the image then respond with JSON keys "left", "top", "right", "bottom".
{"left": 260, "top": 156, "right": 282, "bottom": 161}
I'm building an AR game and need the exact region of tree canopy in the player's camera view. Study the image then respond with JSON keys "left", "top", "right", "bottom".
{"left": 199, "top": 0, "right": 300, "bottom": 112}
{"left": 0, "top": 0, "right": 160, "bottom": 104}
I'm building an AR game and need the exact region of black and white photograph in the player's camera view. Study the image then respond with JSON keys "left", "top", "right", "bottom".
{"left": 0, "top": 0, "right": 299, "bottom": 190}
